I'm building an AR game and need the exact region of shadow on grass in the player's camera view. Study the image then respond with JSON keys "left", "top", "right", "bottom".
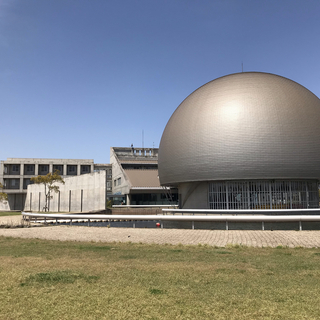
{"left": 20, "top": 270, "right": 99, "bottom": 286}
{"left": 149, "top": 288, "right": 166, "bottom": 295}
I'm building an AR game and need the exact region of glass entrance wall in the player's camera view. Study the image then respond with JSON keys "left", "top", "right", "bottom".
{"left": 209, "top": 180, "right": 319, "bottom": 210}
{"left": 131, "top": 193, "right": 179, "bottom": 205}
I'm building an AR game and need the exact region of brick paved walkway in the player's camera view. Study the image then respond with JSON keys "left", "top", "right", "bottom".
{"left": 1, "top": 224, "right": 320, "bottom": 248}
{"left": 1, "top": 215, "right": 320, "bottom": 247}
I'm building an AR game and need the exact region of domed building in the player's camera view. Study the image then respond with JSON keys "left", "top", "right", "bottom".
{"left": 158, "top": 72, "right": 320, "bottom": 210}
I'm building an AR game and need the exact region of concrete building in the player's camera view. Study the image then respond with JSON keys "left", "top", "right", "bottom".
{"left": 110, "top": 146, "right": 178, "bottom": 205}
{"left": 158, "top": 72, "right": 320, "bottom": 210}
{"left": 0, "top": 158, "right": 112, "bottom": 211}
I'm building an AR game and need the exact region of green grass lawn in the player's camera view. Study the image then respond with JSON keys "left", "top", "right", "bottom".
{"left": 0, "top": 211, "right": 21, "bottom": 217}
{"left": 1, "top": 237, "right": 320, "bottom": 319}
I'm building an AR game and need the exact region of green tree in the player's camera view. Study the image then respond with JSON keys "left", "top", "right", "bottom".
{"left": 0, "top": 182, "right": 8, "bottom": 203}
{"left": 31, "top": 170, "right": 65, "bottom": 212}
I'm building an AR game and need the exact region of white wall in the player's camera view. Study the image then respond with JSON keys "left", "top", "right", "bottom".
{"left": 25, "top": 171, "right": 106, "bottom": 212}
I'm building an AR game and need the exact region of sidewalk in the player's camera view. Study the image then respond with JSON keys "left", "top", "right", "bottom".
{"left": 0, "top": 219, "right": 320, "bottom": 248}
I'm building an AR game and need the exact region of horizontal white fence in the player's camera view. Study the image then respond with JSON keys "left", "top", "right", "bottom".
{"left": 162, "top": 208, "right": 320, "bottom": 215}
{"left": 21, "top": 212, "right": 320, "bottom": 230}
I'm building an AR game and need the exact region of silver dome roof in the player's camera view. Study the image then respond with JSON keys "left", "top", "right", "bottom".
{"left": 158, "top": 72, "right": 320, "bottom": 185}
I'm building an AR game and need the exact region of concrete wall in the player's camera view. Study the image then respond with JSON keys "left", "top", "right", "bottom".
{"left": 179, "top": 182, "right": 208, "bottom": 209}
{"left": 0, "top": 194, "right": 17, "bottom": 211}
{"left": 25, "top": 171, "right": 106, "bottom": 212}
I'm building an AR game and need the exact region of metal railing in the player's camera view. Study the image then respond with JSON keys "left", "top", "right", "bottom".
{"left": 21, "top": 211, "right": 320, "bottom": 230}
{"left": 162, "top": 208, "right": 320, "bottom": 215}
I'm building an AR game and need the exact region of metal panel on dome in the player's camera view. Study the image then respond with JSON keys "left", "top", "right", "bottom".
{"left": 158, "top": 72, "right": 320, "bottom": 185}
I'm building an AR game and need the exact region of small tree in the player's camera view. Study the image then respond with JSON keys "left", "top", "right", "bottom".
{"left": 31, "top": 170, "right": 65, "bottom": 212}
{"left": 0, "top": 182, "right": 8, "bottom": 203}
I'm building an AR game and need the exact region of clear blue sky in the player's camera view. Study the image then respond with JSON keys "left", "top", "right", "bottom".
{"left": 1, "top": 0, "right": 320, "bottom": 163}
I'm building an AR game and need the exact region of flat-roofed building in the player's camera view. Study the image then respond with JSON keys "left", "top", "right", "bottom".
{"left": 110, "top": 147, "right": 178, "bottom": 205}
{"left": 0, "top": 158, "right": 100, "bottom": 210}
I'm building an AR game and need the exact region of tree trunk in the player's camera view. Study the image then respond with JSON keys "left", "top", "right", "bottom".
{"left": 44, "top": 184, "right": 48, "bottom": 212}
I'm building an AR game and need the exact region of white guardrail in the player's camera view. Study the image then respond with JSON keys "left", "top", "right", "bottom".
{"left": 21, "top": 210, "right": 320, "bottom": 231}
{"left": 162, "top": 208, "right": 320, "bottom": 215}
{"left": 112, "top": 205, "right": 178, "bottom": 208}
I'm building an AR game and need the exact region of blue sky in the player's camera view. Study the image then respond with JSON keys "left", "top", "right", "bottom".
{"left": 1, "top": 0, "right": 320, "bottom": 163}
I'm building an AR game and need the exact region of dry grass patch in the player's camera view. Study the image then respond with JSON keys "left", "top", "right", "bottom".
{"left": 1, "top": 237, "right": 320, "bottom": 319}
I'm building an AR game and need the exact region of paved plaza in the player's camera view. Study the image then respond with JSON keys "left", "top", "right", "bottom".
{"left": 1, "top": 215, "right": 320, "bottom": 247}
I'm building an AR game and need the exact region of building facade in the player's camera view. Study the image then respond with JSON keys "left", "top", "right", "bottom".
{"left": 0, "top": 158, "right": 112, "bottom": 211}
{"left": 110, "top": 146, "right": 178, "bottom": 205}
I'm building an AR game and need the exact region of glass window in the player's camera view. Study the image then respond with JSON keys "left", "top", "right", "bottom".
{"left": 209, "top": 180, "right": 319, "bottom": 210}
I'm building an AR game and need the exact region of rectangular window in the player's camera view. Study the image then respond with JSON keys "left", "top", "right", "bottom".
{"left": 12, "top": 165, "right": 19, "bottom": 172}
{"left": 9, "top": 179, "right": 20, "bottom": 189}
{"left": 53, "top": 165, "right": 63, "bottom": 175}
{"left": 117, "top": 177, "right": 121, "bottom": 186}
{"left": 67, "top": 165, "right": 77, "bottom": 175}
{"left": 81, "top": 165, "right": 90, "bottom": 174}
{"left": 24, "top": 164, "right": 35, "bottom": 175}
{"left": 39, "top": 165, "right": 49, "bottom": 173}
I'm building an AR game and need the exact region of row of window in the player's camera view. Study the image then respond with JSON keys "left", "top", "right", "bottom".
{"left": 3, "top": 164, "right": 92, "bottom": 175}
{"left": 130, "top": 193, "right": 178, "bottom": 205}
{"left": 121, "top": 164, "right": 157, "bottom": 170}
{"left": 3, "top": 178, "right": 114, "bottom": 191}
{"left": 3, "top": 178, "right": 32, "bottom": 190}
{"left": 4, "top": 178, "right": 112, "bottom": 191}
